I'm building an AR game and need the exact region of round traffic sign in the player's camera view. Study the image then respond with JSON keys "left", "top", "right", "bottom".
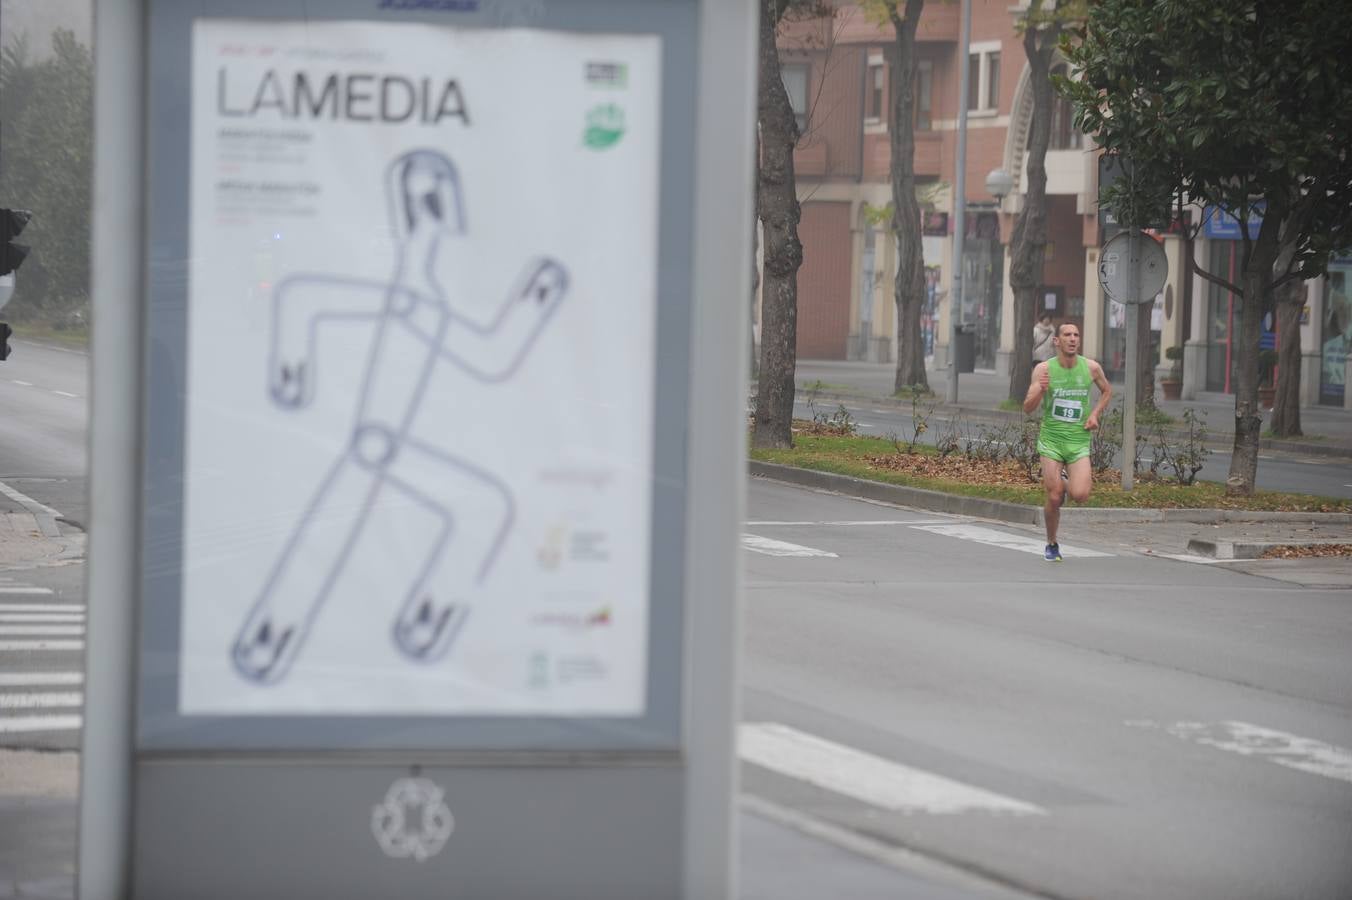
{"left": 1098, "top": 230, "right": 1168, "bottom": 304}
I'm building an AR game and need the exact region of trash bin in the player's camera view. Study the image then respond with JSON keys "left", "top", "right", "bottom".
{"left": 954, "top": 326, "right": 975, "bottom": 374}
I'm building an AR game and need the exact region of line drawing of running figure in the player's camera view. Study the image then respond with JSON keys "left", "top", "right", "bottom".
{"left": 231, "top": 148, "right": 569, "bottom": 685}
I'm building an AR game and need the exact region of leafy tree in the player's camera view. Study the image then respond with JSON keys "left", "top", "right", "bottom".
{"left": 1006, "top": 0, "right": 1084, "bottom": 403}
{"left": 0, "top": 28, "right": 92, "bottom": 324}
{"left": 1061, "top": 0, "right": 1352, "bottom": 494}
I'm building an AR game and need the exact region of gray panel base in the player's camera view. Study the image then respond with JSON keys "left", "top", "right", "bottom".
{"left": 133, "top": 758, "right": 684, "bottom": 900}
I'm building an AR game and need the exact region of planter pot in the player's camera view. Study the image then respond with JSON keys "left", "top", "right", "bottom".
{"left": 1258, "top": 385, "right": 1276, "bottom": 410}
{"left": 1160, "top": 378, "right": 1182, "bottom": 401}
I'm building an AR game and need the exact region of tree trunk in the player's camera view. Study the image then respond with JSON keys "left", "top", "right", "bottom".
{"left": 1135, "top": 295, "right": 1154, "bottom": 406}
{"left": 751, "top": 132, "right": 761, "bottom": 382}
{"left": 1006, "top": 6, "right": 1057, "bottom": 403}
{"left": 888, "top": 0, "right": 928, "bottom": 393}
{"left": 1225, "top": 205, "right": 1283, "bottom": 495}
{"left": 1270, "top": 278, "right": 1304, "bottom": 437}
{"left": 753, "top": 0, "right": 804, "bottom": 449}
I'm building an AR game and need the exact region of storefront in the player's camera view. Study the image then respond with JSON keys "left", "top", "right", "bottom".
{"left": 960, "top": 210, "right": 1003, "bottom": 370}
{"left": 1320, "top": 254, "right": 1352, "bottom": 405}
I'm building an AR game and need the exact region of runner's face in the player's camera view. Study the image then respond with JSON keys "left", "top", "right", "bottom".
{"left": 1057, "top": 326, "right": 1080, "bottom": 356}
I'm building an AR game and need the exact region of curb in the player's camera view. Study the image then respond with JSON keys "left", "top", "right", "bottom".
{"left": 1185, "top": 538, "right": 1352, "bottom": 560}
{"left": 749, "top": 461, "right": 1352, "bottom": 528}
{"left": 792, "top": 388, "right": 1352, "bottom": 461}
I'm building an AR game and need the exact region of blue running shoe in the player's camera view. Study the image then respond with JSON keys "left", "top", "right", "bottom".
{"left": 1043, "top": 543, "right": 1062, "bottom": 562}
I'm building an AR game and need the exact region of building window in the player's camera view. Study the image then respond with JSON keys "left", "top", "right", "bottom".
{"left": 867, "top": 62, "right": 885, "bottom": 121}
{"left": 967, "top": 43, "right": 1001, "bottom": 113}
{"left": 781, "top": 63, "right": 809, "bottom": 134}
{"left": 914, "top": 61, "right": 932, "bottom": 130}
{"left": 1049, "top": 64, "right": 1083, "bottom": 150}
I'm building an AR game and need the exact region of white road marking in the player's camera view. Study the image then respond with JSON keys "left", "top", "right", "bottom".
{"left": 0, "top": 673, "right": 84, "bottom": 687}
{"left": 0, "top": 604, "right": 82, "bottom": 612}
{"left": 1156, "top": 554, "right": 1249, "bottom": 565}
{"left": 11, "top": 380, "right": 32, "bottom": 386}
{"left": 747, "top": 520, "right": 949, "bottom": 527}
{"left": 739, "top": 722, "right": 1044, "bottom": 816}
{"left": 0, "top": 613, "right": 85, "bottom": 623}
{"left": 1142, "top": 720, "right": 1352, "bottom": 785}
{"left": 51, "top": 390, "right": 78, "bottom": 398}
{"left": 0, "top": 692, "right": 82, "bottom": 710}
{"left": 0, "top": 715, "right": 82, "bottom": 734}
{"left": 910, "top": 524, "right": 1112, "bottom": 558}
{"left": 742, "top": 534, "right": 839, "bottom": 558}
{"left": 0, "top": 625, "right": 84, "bottom": 637}
{"left": 0, "top": 587, "right": 55, "bottom": 595}
{"left": 0, "top": 479, "right": 63, "bottom": 519}
{"left": 0, "top": 640, "right": 85, "bottom": 652}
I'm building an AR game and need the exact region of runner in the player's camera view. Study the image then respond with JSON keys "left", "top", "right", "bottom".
{"left": 1022, "top": 323, "right": 1113, "bottom": 561}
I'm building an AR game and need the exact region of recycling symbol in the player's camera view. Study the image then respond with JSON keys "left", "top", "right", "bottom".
{"left": 371, "top": 776, "right": 455, "bottom": 861}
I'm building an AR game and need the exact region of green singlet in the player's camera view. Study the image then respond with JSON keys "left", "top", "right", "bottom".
{"left": 1037, "top": 356, "right": 1093, "bottom": 464}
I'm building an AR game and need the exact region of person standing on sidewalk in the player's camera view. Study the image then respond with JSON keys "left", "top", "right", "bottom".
{"left": 1032, "top": 312, "right": 1056, "bottom": 362}
{"left": 1023, "top": 323, "right": 1113, "bottom": 561}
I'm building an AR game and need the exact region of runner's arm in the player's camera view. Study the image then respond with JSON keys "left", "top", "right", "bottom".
{"left": 1085, "top": 360, "right": 1113, "bottom": 431}
{"left": 1023, "top": 362, "right": 1049, "bottom": 414}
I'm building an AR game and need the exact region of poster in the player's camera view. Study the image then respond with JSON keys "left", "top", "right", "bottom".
{"left": 179, "top": 20, "right": 661, "bottom": 716}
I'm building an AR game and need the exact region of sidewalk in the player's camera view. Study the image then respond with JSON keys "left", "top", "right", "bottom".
{"left": 794, "top": 359, "right": 1352, "bottom": 459}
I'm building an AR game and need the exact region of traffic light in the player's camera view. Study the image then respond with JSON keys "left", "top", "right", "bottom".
{"left": 0, "top": 208, "right": 31, "bottom": 277}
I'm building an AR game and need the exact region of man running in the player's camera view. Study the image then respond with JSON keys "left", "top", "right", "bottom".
{"left": 1022, "top": 322, "right": 1112, "bottom": 561}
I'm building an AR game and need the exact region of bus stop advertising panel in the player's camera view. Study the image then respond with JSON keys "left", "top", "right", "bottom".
{"left": 80, "top": 1, "right": 755, "bottom": 897}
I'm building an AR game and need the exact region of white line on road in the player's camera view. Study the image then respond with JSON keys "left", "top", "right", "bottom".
{"left": 742, "top": 535, "right": 839, "bottom": 558}
{"left": 0, "top": 480, "right": 62, "bottom": 519}
{"left": 910, "top": 524, "right": 1113, "bottom": 558}
{"left": 0, "top": 692, "right": 83, "bottom": 710}
{"left": 50, "top": 390, "right": 78, "bottom": 398}
{"left": 11, "top": 380, "right": 32, "bottom": 386}
{"left": 0, "top": 625, "right": 84, "bottom": 637}
{"left": 0, "top": 715, "right": 82, "bottom": 734}
{"left": 0, "top": 673, "right": 84, "bottom": 687}
{"left": 0, "top": 587, "right": 55, "bottom": 595}
{"left": 0, "top": 613, "right": 85, "bottom": 623}
{"left": 740, "top": 722, "right": 1044, "bottom": 816}
{"left": 747, "top": 520, "right": 949, "bottom": 527}
{"left": 1139, "top": 720, "right": 1352, "bottom": 785}
{"left": 0, "top": 640, "right": 85, "bottom": 652}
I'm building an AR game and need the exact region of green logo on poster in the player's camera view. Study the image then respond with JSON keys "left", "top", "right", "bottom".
{"left": 583, "top": 103, "right": 626, "bottom": 150}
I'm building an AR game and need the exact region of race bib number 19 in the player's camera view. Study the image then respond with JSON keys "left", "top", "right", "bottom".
{"left": 1052, "top": 398, "right": 1083, "bottom": 423}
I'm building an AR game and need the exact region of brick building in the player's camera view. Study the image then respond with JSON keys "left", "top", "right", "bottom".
{"left": 765, "top": 1, "right": 1347, "bottom": 409}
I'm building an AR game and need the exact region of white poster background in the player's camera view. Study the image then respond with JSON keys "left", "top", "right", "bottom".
{"left": 180, "top": 20, "right": 660, "bottom": 715}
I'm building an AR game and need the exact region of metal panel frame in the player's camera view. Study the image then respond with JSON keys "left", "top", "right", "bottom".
{"left": 79, "top": 0, "right": 753, "bottom": 895}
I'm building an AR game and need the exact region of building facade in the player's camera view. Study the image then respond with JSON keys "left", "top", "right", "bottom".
{"left": 768, "top": 1, "right": 1348, "bottom": 409}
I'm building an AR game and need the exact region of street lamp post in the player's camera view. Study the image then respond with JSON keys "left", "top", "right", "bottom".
{"left": 946, "top": 0, "right": 973, "bottom": 404}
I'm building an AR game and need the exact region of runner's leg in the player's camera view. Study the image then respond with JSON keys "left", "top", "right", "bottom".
{"left": 1065, "top": 455, "right": 1093, "bottom": 504}
{"left": 1041, "top": 455, "right": 1065, "bottom": 545}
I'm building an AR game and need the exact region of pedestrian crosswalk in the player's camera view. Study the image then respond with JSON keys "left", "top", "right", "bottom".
{"left": 742, "top": 519, "right": 1114, "bottom": 560}
{"left": 0, "top": 577, "right": 84, "bottom": 739}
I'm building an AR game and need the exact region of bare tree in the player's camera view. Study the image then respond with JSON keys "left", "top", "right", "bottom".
{"left": 753, "top": 0, "right": 808, "bottom": 449}
{"left": 859, "top": 1, "right": 929, "bottom": 392}
{"left": 1007, "top": 0, "right": 1081, "bottom": 402}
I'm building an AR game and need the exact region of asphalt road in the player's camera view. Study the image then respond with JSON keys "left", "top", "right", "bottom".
{"left": 0, "top": 340, "right": 89, "bottom": 524}
{"left": 3, "top": 340, "right": 1350, "bottom": 898}
{"left": 740, "top": 477, "right": 1352, "bottom": 900}
{"left": 795, "top": 396, "right": 1352, "bottom": 499}
{"left": 0, "top": 341, "right": 89, "bottom": 755}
